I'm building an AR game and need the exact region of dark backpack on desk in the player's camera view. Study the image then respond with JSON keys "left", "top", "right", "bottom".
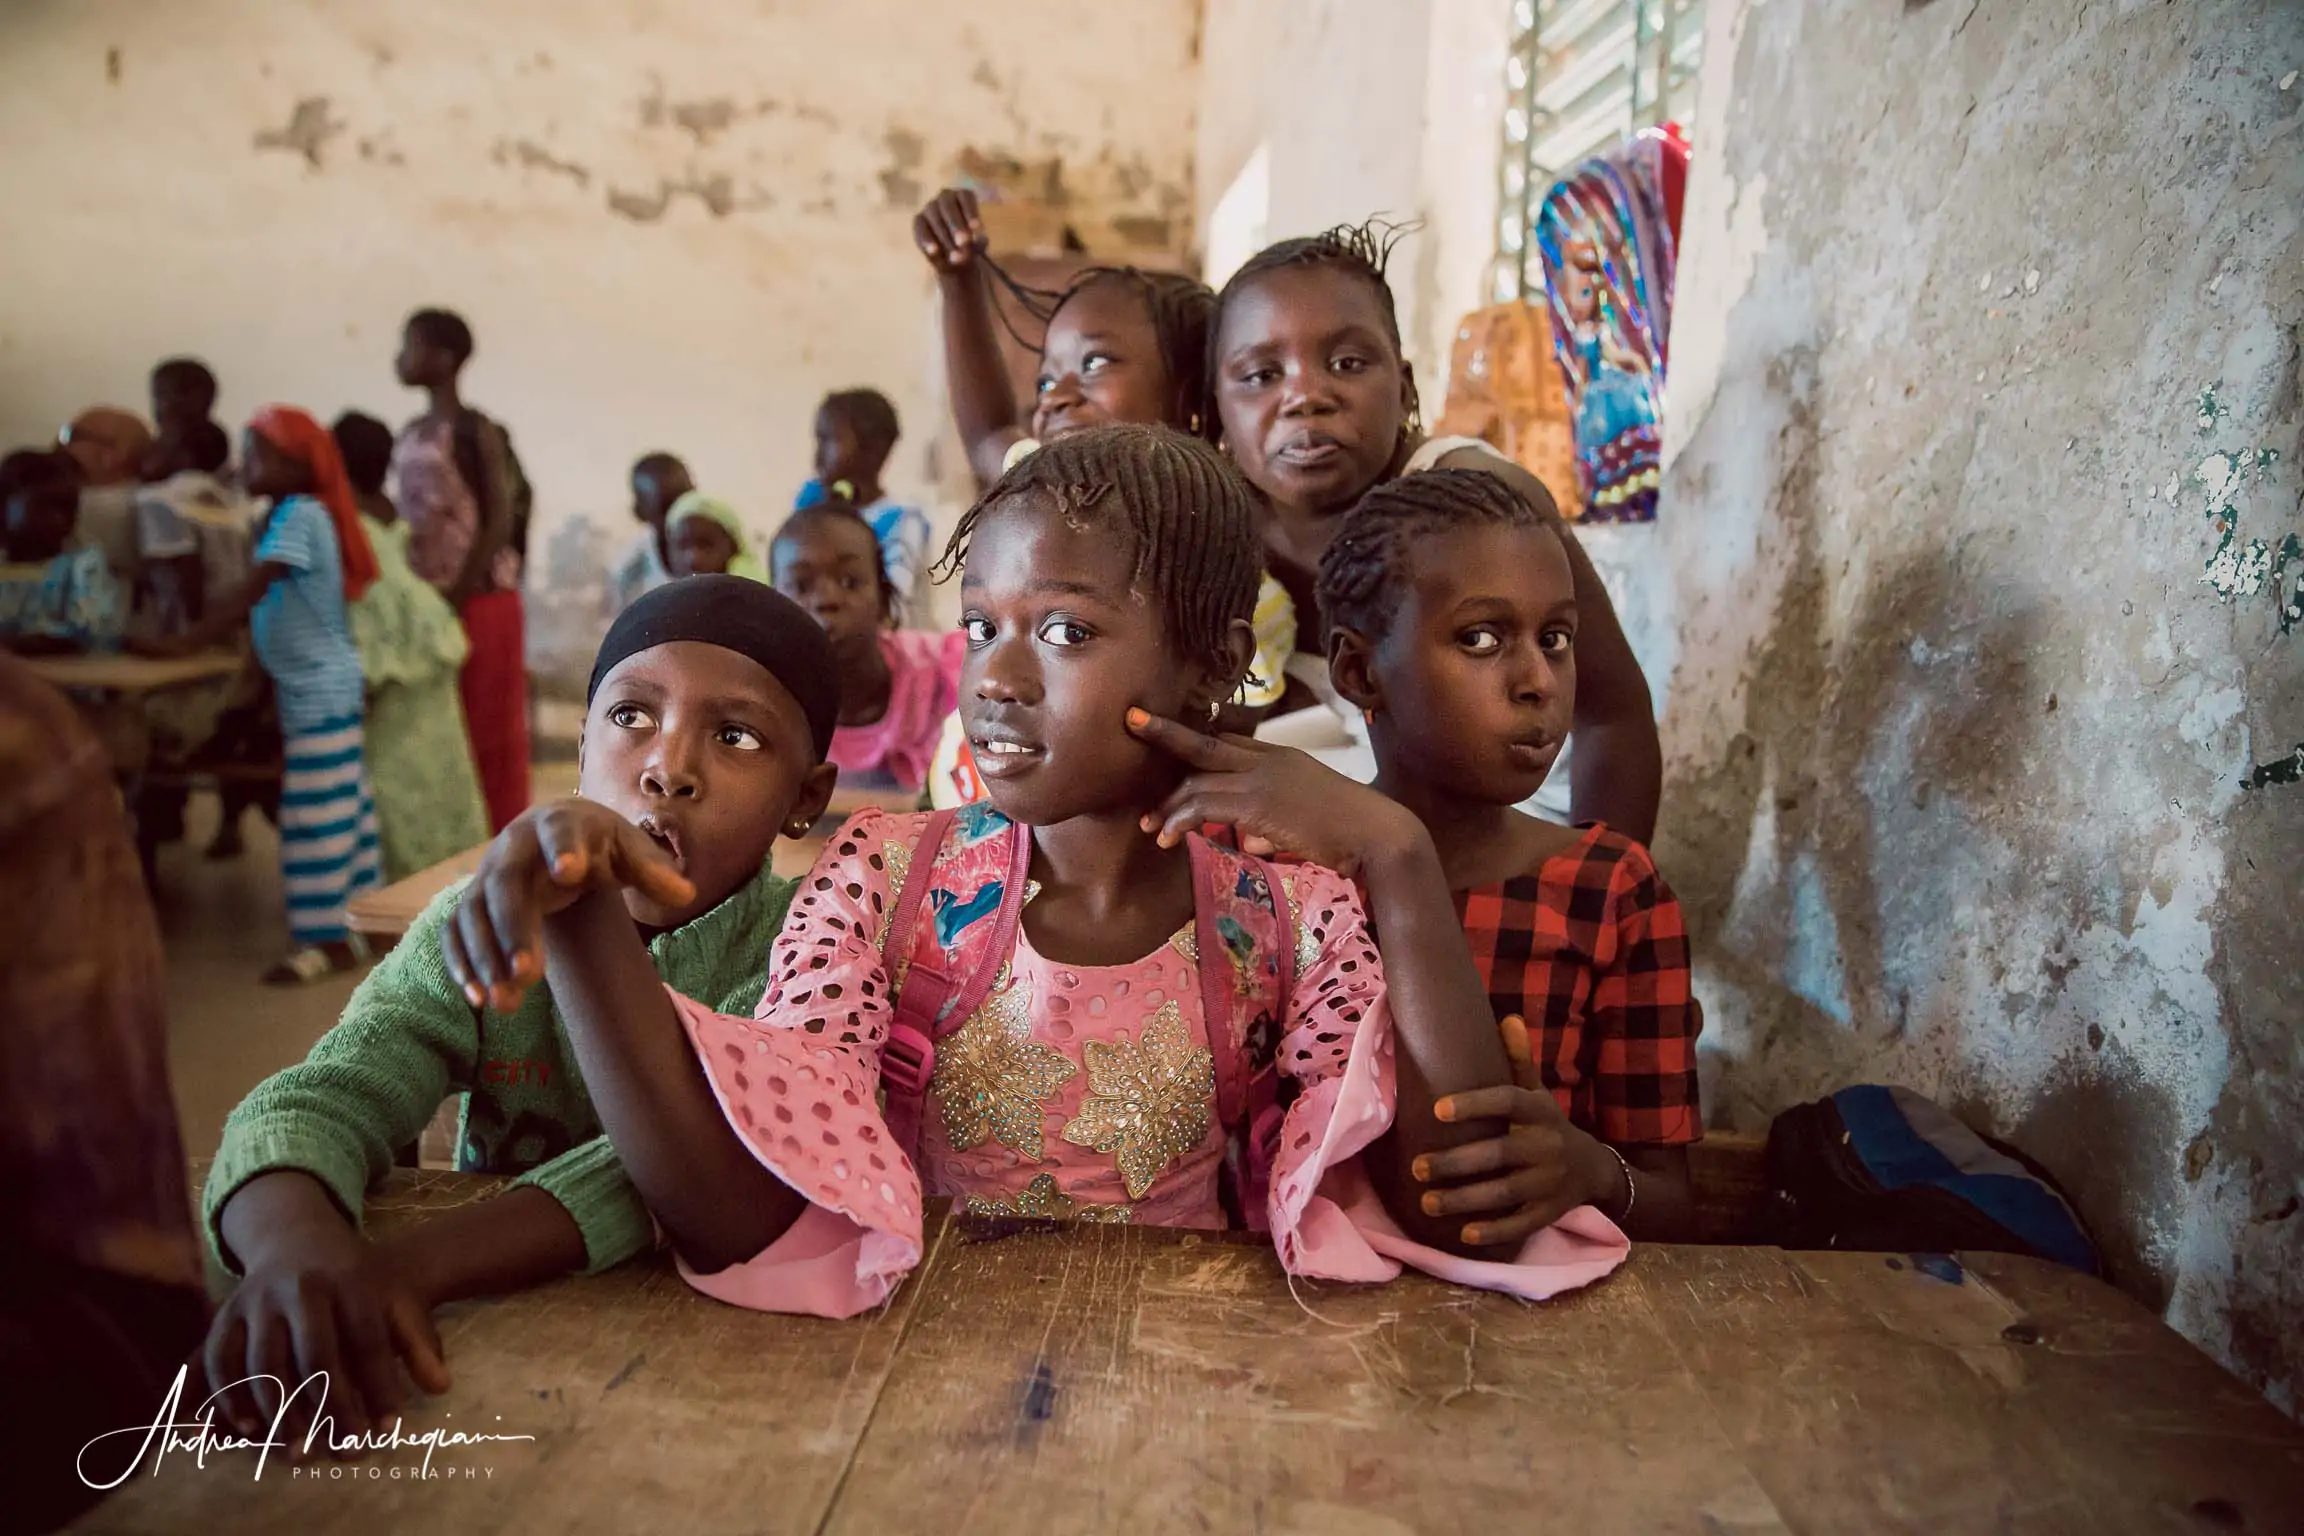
{"left": 1764, "top": 1084, "right": 2100, "bottom": 1275}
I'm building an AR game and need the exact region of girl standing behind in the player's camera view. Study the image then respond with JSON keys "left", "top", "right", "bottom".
{"left": 915, "top": 189, "right": 1298, "bottom": 734}
{"left": 1207, "top": 224, "right": 1663, "bottom": 841}
{"left": 445, "top": 425, "right": 1629, "bottom": 1317}
{"left": 769, "top": 495, "right": 961, "bottom": 795}
{"left": 333, "top": 411, "right": 488, "bottom": 882}
{"left": 139, "top": 407, "right": 382, "bottom": 983}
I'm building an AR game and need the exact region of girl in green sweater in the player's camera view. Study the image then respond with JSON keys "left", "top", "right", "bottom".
{"left": 199, "top": 576, "right": 841, "bottom": 1442}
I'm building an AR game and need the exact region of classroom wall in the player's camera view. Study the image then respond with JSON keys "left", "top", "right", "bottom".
{"left": 0, "top": 0, "right": 1202, "bottom": 692}
{"left": 1194, "top": 0, "right": 1509, "bottom": 399}
{"left": 1658, "top": 0, "right": 2304, "bottom": 1407}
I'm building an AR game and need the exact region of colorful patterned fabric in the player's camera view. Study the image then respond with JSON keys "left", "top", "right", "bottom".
{"left": 278, "top": 712, "right": 382, "bottom": 946}
{"left": 389, "top": 416, "right": 479, "bottom": 591}
{"left": 248, "top": 406, "right": 378, "bottom": 601}
{"left": 1535, "top": 128, "right": 1684, "bottom": 524}
{"left": 0, "top": 546, "right": 125, "bottom": 650}
{"left": 667, "top": 806, "right": 1632, "bottom": 1317}
{"left": 1454, "top": 823, "right": 1702, "bottom": 1146}
{"left": 252, "top": 495, "right": 365, "bottom": 734}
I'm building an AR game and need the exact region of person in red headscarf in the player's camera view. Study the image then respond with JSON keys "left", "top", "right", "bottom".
{"left": 136, "top": 406, "right": 385, "bottom": 984}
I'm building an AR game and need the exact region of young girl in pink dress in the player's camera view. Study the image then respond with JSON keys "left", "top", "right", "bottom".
{"left": 769, "top": 496, "right": 962, "bottom": 795}
{"left": 444, "top": 425, "right": 1628, "bottom": 1317}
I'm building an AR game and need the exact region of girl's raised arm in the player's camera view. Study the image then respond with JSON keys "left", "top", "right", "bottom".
{"left": 916, "top": 188, "right": 1028, "bottom": 488}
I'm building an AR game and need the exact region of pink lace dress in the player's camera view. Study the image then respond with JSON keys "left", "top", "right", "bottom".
{"left": 669, "top": 810, "right": 1630, "bottom": 1317}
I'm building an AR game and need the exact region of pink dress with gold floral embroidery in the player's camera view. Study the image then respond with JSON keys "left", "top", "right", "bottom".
{"left": 669, "top": 809, "right": 1629, "bottom": 1318}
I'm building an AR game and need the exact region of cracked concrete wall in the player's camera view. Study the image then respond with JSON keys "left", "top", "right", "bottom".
{"left": 0, "top": 0, "right": 1199, "bottom": 691}
{"left": 1658, "top": 0, "right": 2303, "bottom": 1405}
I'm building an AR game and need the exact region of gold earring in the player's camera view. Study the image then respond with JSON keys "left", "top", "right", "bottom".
{"left": 1206, "top": 699, "right": 1221, "bottom": 724}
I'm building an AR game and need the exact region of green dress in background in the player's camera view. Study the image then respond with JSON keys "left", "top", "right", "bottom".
{"left": 352, "top": 513, "right": 489, "bottom": 881}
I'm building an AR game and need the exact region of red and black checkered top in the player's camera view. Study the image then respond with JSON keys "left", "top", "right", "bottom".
{"left": 1455, "top": 823, "right": 1703, "bottom": 1147}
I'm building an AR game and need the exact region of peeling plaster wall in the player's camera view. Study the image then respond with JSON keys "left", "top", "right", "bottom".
{"left": 1659, "top": 0, "right": 2304, "bottom": 1405}
{"left": 0, "top": 0, "right": 1200, "bottom": 690}
{"left": 1195, "top": 0, "right": 1508, "bottom": 394}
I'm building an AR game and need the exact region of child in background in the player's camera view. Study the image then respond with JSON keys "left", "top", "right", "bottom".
{"left": 1312, "top": 470, "right": 1700, "bottom": 1235}
{"left": 810, "top": 388, "right": 930, "bottom": 623}
{"left": 446, "top": 424, "right": 1628, "bottom": 1319}
{"left": 391, "top": 307, "right": 532, "bottom": 832}
{"left": 608, "top": 451, "right": 692, "bottom": 614}
{"left": 914, "top": 188, "right": 1298, "bottom": 740}
{"left": 150, "top": 356, "right": 220, "bottom": 447}
{"left": 1208, "top": 223, "right": 1663, "bottom": 841}
{"left": 196, "top": 577, "right": 838, "bottom": 1444}
{"left": 1, "top": 478, "right": 125, "bottom": 654}
{"left": 141, "top": 407, "right": 382, "bottom": 983}
{"left": 770, "top": 495, "right": 962, "bottom": 793}
{"left": 133, "top": 420, "right": 250, "bottom": 632}
{"left": 334, "top": 411, "right": 490, "bottom": 882}
{"left": 665, "top": 490, "right": 766, "bottom": 581}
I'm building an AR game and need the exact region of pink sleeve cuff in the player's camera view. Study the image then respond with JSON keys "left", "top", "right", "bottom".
{"left": 1265, "top": 986, "right": 1631, "bottom": 1301}
{"left": 670, "top": 989, "right": 928, "bottom": 1318}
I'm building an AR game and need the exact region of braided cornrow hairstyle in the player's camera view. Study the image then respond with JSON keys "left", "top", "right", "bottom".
{"left": 936, "top": 422, "right": 1260, "bottom": 682}
{"left": 772, "top": 491, "right": 900, "bottom": 626}
{"left": 1317, "top": 468, "right": 1563, "bottom": 644}
{"left": 1208, "top": 218, "right": 1424, "bottom": 432}
{"left": 978, "top": 259, "right": 1218, "bottom": 438}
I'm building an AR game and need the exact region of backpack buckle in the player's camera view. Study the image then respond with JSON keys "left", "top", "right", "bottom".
{"left": 882, "top": 1023, "right": 936, "bottom": 1096}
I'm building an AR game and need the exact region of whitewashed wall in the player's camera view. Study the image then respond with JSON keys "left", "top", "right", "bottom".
{"left": 0, "top": 0, "right": 1201, "bottom": 688}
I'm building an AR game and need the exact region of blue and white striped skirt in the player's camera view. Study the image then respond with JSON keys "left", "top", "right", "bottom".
{"left": 279, "top": 713, "right": 383, "bottom": 946}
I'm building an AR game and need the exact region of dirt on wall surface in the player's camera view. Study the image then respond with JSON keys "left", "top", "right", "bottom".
{"left": 1655, "top": 0, "right": 2304, "bottom": 1406}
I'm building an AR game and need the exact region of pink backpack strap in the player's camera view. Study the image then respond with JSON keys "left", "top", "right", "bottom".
{"left": 880, "top": 812, "right": 1033, "bottom": 1159}
{"left": 1187, "top": 839, "right": 1299, "bottom": 1229}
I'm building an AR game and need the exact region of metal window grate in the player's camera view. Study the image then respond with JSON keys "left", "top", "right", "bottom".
{"left": 1494, "top": 0, "right": 1703, "bottom": 301}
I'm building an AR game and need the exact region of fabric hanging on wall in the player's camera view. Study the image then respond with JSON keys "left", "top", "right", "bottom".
{"left": 1535, "top": 123, "right": 1689, "bottom": 523}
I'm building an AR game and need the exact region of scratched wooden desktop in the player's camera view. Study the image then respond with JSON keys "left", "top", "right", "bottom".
{"left": 72, "top": 1167, "right": 2304, "bottom": 1535}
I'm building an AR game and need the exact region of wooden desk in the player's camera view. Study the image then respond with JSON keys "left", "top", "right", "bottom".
{"left": 347, "top": 845, "right": 486, "bottom": 939}
{"left": 75, "top": 1172, "right": 2304, "bottom": 1534}
{"left": 348, "top": 825, "right": 837, "bottom": 940}
{"left": 22, "top": 649, "right": 243, "bottom": 695}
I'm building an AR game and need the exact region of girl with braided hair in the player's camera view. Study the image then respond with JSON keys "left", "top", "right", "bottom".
{"left": 1209, "top": 222, "right": 1663, "bottom": 841}
{"left": 769, "top": 490, "right": 962, "bottom": 794}
{"left": 449, "top": 424, "right": 1628, "bottom": 1317}
{"left": 1146, "top": 470, "right": 1702, "bottom": 1238}
{"left": 914, "top": 189, "right": 1300, "bottom": 740}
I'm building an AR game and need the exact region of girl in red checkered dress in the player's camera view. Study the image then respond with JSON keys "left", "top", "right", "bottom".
{"left": 1138, "top": 468, "right": 1703, "bottom": 1241}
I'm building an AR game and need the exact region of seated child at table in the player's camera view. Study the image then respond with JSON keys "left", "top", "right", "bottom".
{"left": 446, "top": 424, "right": 1630, "bottom": 1319}
{"left": 770, "top": 494, "right": 962, "bottom": 795}
{"left": 607, "top": 451, "right": 692, "bottom": 614}
{"left": 139, "top": 406, "right": 383, "bottom": 983}
{"left": 806, "top": 388, "right": 930, "bottom": 624}
{"left": 334, "top": 410, "right": 490, "bottom": 882}
{"left": 196, "top": 576, "right": 840, "bottom": 1442}
{"left": 665, "top": 490, "right": 766, "bottom": 581}
{"left": 1304, "top": 470, "right": 1704, "bottom": 1238}
{"left": 151, "top": 355, "right": 221, "bottom": 446}
{"left": 1, "top": 477, "right": 126, "bottom": 654}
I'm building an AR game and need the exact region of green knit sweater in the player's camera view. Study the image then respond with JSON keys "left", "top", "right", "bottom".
{"left": 203, "top": 859, "right": 797, "bottom": 1276}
